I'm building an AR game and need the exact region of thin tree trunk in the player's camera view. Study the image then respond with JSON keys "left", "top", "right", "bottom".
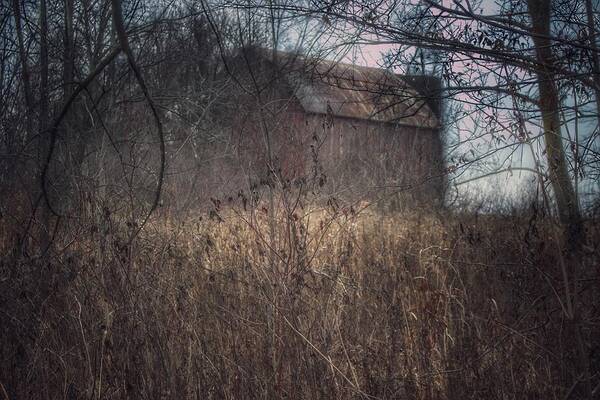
{"left": 63, "top": 0, "right": 75, "bottom": 98}
{"left": 60, "top": 0, "right": 80, "bottom": 212}
{"left": 40, "top": 0, "right": 49, "bottom": 132}
{"left": 526, "top": 0, "right": 582, "bottom": 241}
{"left": 38, "top": 0, "right": 51, "bottom": 251}
{"left": 584, "top": 0, "right": 600, "bottom": 125}
{"left": 526, "top": 4, "right": 589, "bottom": 398}
{"left": 11, "top": 0, "right": 34, "bottom": 142}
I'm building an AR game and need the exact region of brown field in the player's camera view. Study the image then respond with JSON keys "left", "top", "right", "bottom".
{"left": 1, "top": 204, "right": 599, "bottom": 399}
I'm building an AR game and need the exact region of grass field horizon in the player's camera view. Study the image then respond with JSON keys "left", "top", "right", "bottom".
{"left": 2, "top": 202, "right": 598, "bottom": 399}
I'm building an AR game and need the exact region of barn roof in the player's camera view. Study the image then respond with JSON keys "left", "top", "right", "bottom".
{"left": 270, "top": 50, "right": 440, "bottom": 129}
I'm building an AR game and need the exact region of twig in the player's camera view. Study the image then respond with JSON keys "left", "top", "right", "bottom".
{"left": 282, "top": 315, "right": 377, "bottom": 399}
{"left": 0, "top": 382, "right": 9, "bottom": 400}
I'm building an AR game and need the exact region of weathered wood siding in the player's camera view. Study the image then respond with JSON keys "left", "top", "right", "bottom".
{"left": 229, "top": 98, "right": 443, "bottom": 205}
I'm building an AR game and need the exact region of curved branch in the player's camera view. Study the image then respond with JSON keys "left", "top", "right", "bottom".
{"left": 41, "top": 46, "right": 122, "bottom": 216}
{"left": 111, "top": 0, "right": 167, "bottom": 235}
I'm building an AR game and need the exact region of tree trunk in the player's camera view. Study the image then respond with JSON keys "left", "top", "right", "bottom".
{"left": 11, "top": 0, "right": 34, "bottom": 143}
{"left": 526, "top": 0, "right": 582, "bottom": 242}
{"left": 63, "top": 0, "right": 75, "bottom": 98}
{"left": 62, "top": 0, "right": 88, "bottom": 213}
{"left": 526, "top": 4, "right": 589, "bottom": 398}
{"left": 38, "top": 0, "right": 51, "bottom": 251}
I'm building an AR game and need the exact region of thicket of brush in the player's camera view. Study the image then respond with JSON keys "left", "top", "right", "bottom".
{"left": 1, "top": 200, "right": 599, "bottom": 399}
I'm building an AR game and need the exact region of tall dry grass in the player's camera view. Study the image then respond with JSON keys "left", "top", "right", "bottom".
{"left": 1, "top": 203, "right": 599, "bottom": 399}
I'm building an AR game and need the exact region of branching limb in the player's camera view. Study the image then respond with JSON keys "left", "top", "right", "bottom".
{"left": 111, "top": 0, "right": 166, "bottom": 238}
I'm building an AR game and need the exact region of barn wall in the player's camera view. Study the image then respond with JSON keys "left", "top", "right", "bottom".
{"left": 284, "top": 113, "right": 443, "bottom": 205}
{"left": 227, "top": 97, "right": 444, "bottom": 206}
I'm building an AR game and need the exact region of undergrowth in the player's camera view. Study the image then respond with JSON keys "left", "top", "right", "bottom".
{"left": 1, "top": 205, "right": 599, "bottom": 399}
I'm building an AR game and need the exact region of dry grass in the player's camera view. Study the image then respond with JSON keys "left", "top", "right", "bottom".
{"left": 1, "top": 204, "right": 599, "bottom": 399}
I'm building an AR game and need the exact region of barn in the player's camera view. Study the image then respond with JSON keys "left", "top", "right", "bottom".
{"left": 220, "top": 47, "right": 445, "bottom": 207}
